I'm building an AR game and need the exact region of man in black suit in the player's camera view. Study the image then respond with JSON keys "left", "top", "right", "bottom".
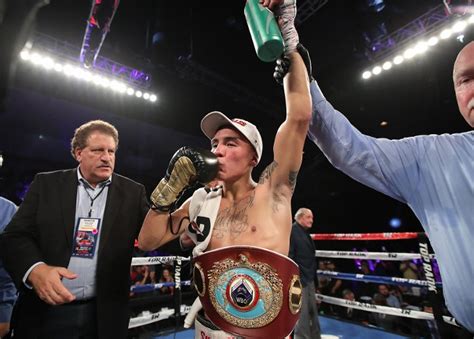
{"left": 0, "top": 120, "right": 148, "bottom": 338}
{"left": 289, "top": 207, "right": 321, "bottom": 339}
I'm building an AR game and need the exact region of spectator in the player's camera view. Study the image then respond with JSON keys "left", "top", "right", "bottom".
{"left": 337, "top": 289, "right": 369, "bottom": 324}
{"left": 370, "top": 293, "right": 397, "bottom": 331}
{"left": 131, "top": 265, "right": 152, "bottom": 286}
{"left": 159, "top": 267, "right": 174, "bottom": 295}
{"left": 376, "top": 284, "right": 401, "bottom": 308}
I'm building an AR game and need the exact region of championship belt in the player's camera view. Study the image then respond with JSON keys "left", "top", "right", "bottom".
{"left": 192, "top": 246, "right": 302, "bottom": 338}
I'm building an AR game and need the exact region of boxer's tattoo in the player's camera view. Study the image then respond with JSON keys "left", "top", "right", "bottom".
{"left": 259, "top": 161, "right": 278, "bottom": 184}
{"left": 289, "top": 170, "right": 298, "bottom": 192}
{"left": 213, "top": 191, "right": 255, "bottom": 240}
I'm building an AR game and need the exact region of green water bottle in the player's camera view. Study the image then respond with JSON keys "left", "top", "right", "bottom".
{"left": 244, "top": 0, "right": 284, "bottom": 62}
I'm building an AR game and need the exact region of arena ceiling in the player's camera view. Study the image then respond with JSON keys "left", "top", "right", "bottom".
{"left": 1, "top": 0, "right": 472, "bottom": 236}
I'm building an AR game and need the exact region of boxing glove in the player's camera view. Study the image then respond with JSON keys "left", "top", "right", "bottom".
{"left": 150, "top": 147, "right": 218, "bottom": 212}
{"left": 273, "top": 43, "right": 313, "bottom": 85}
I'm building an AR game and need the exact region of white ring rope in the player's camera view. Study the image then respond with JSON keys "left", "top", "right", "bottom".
{"left": 315, "top": 294, "right": 460, "bottom": 327}
{"left": 316, "top": 250, "right": 436, "bottom": 261}
{"left": 128, "top": 305, "right": 191, "bottom": 329}
{"left": 131, "top": 256, "right": 190, "bottom": 266}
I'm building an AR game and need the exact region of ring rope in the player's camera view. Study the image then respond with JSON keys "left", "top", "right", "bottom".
{"left": 131, "top": 256, "right": 190, "bottom": 266}
{"left": 130, "top": 280, "right": 191, "bottom": 293}
{"left": 315, "top": 294, "right": 459, "bottom": 327}
{"left": 316, "top": 250, "right": 435, "bottom": 261}
{"left": 128, "top": 305, "right": 191, "bottom": 329}
{"left": 317, "top": 270, "right": 442, "bottom": 288}
{"left": 311, "top": 232, "right": 421, "bottom": 241}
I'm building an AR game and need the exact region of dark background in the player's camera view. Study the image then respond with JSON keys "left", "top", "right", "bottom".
{"left": 0, "top": 0, "right": 472, "bottom": 240}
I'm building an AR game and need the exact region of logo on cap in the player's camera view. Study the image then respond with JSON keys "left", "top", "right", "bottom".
{"left": 232, "top": 119, "right": 247, "bottom": 127}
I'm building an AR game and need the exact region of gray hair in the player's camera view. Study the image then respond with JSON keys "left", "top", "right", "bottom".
{"left": 294, "top": 207, "right": 312, "bottom": 221}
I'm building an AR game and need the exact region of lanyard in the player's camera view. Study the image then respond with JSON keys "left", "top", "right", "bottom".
{"left": 82, "top": 182, "right": 108, "bottom": 218}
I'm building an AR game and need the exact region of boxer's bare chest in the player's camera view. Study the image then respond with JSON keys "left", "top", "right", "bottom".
{"left": 206, "top": 188, "right": 290, "bottom": 254}
{"left": 211, "top": 191, "right": 257, "bottom": 242}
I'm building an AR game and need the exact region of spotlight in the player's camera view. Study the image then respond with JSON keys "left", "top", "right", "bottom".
{"left": 126, "top": 88, "right": 135, "bottom": 95}
{"left": 54, "top": 63, "right": 63, "bottom": 72}
{"left": 393, "top": 55, "right": 404, "bottom": 64}
{"left": 100, "top": 78, "right": 110, "bottom": 88}
{"left": 403, "top": 48, "right": 415, "bottom": 59}
{"left": 149, "top": 94, "right": 157, "bottom": 102}
{"left": 82, "top": 71, "right": 92, "bottom": 82}
{"left": 41, "top": 57, "right": 55, "bottom": 70}
{"left": 382, "top": 61, "right": 392, "bottom": 70}
{"left": 389, "top": 217, "right": 402, "bottom": 229}
{"left": 427, "top": 37, "right": 439, "bottom": 46}
{"left": 31, "top": 52, "right": 42, "bottom": 65}
{"left": 92, "top": 75, "right": 102, "bottom": 85}
{"left": 414, "top": 41, "right": 428, "bottom": 54}
{"left": 20, "top": 50, "right": 30, "bottom": 61}
{"left": 440, "top": 29, "right": 452, "bottom": 39}
{"left": 372, "top": 66, "right": 382, "bottom": 75}
{"left": 362, "top": 71, "right": 372, "bottom": 79}
{"left": 117, "top": 82, "right": 127, "bottom": 93}
{"left": 143, "top": 93, "right": 150, "bottom": 100}
{"left": 63, "top": 64, "right": 74, "bottom": 76}
{"left": 135, "top": 90, "right": 143, "bottom": 98}
{"left": 452, "top": 20, "right": 467, "bottom": 33}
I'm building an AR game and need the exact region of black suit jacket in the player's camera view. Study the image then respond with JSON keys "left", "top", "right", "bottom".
{"left": 289, "top": 222, "right": 317, "bottom": 288}
{"left": 0, "top": 169, "right": 148, "bottom": 338}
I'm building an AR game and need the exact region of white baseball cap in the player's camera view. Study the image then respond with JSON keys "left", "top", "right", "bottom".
{"left": 201, "top": 111, "right": 263, "bottom": 164}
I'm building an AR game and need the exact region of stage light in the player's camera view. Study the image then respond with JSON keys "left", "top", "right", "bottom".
{"left": 389, "top": 217, "right": 402, "bottom": 229}
{"left": 427, "top": 37, "right": 439, "bottom": 46}
{"left": 54, "top": 63, "right": 63, "bottom": 72}
{"left": 469, "top": 15, "right": 474, "bottom": 24}
{"left": 18, "top": 48, "right": 157, "bottom": 103}
{"left": 41, "top": 57, "right": 54, "bottom": 70}
{"left": 100, "top": 78, "right": 110, "bottom": 88}
{"left": 73, "top": 67, "right": 85, "bottom": 79}
{"left": 20, "top": 50, "right": 30, "bottom": 61}
{"left": 372, "top": 66, "right": 382, "bottom": 75}
{"left": 30, "top": 52, "right": 42, "bottom": 65}
{"left": 117, "top": 83, "right": 127, "bottom": 93}
{"left": 362, "top": 71, "right": 372, "bottom": 79}
{"left": 440, "top": 28, "right": 452, "bottom": 39}
{"left": 63, "top": 64, "right": 74, "bottom": 76}
{"left": 82, "top": 71, "right": 92, "bottom": 82}
{"left": 92, "top": 75, "right": 101, "bottom": 85}
{"left": 452, "top": 20, "right": 467, "bottom": 33}
{"left": 413, "top": 41, "right": 428, "bottom": 54}
{"left": 403, "top": 48, "right": 416, "bottom": 59}
{"left": 382, "top": 61, "right": 392, "bottom": 70}
{"left": 393, "top": 55, "right": 404, "bottom": 64}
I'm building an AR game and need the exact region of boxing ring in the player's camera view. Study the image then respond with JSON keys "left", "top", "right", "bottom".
{"left": 126, "top": 232, "right": 464, "bottom": 338}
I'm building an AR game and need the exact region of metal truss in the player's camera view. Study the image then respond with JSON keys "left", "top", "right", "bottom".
{"left": 31, "top": 31, "right": 152, "bottom": 89}
{"left": 175, "top": 56, "right": 282, "bottom": 117}
{"left": 367, "top": 3, "right": 453, "bottom": 61}
{"left": 296, "top": 0, "right": 329, "bottom": 26}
